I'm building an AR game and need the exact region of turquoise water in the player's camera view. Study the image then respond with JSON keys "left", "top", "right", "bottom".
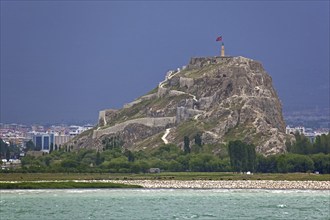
{"left": 0, "top": 189, "right": 329, "bottom": 220}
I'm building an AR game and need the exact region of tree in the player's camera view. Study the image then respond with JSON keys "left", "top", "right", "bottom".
{"left": 61, "top": 159, "right": 78, "bottom": 169}
{"left": 95, "top": 151, "right": 102, "bottom": 166}
{"left": 256, "top": 154, "right": 277, "bottom": 173}
{"left": 189, "top": 154, "right": 204, "bottom": 172}
{"left": 228, "top": 140, "right": 244, "bottom": 172}
{"left": 228, "top": 140, "right": 256, "bottom": 172}
{"left": 246, "top": 143, "right": 256, "bottom": 172}
{"left": 124, "top": 150, "right": 135, "bottom": 162}
{"left": 277, "top": 154, "right": 314, "bottom": 173}
{"left": 25, "top": 140, "right": 36, "bottom": 152}
{"left": 108, "top": 157, "right": 130, "bottom": 172}
{"left": 49, "top": 143, "right": 54, "bottom": 154}
{"left": 102, "top": 136, "right": 124, "bottom": 150}
{"left": 276, "top": 154, "right": 288, "bottom": 173}
{"left": 314, "top": 134, "right": 330, "bottom": 154}
{"left": 44, "top": 156, "right": 52, "bottom": 167}
{"left": 310, "top": 153, "right": 330, "bottom": 174}
{"left": 189, "top": 153, "right": 219, "bottom": 172}
{"left": 177, "top": 155, "right": 190, "bottom": 171}
{"left": 194, "top": 133, "right": 202, "bottom": 147}
{"left": 184, "top": 136, "right": 190, "bottom": 154}
{"left": 289, "top": 133, "right": 312, "bottom": 154}
{"left": 0, "top": 139, "right": 9, "bottom": 158}
{"left": 168, "top": 160, "right": 183, "bottom": 171}
{"left": 6, "top": 148, "right": 11, "bottom": 161}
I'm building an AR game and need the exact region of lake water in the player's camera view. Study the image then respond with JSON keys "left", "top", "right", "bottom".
{"left": 0, "top": 189, "right": 329, "bottom": 220}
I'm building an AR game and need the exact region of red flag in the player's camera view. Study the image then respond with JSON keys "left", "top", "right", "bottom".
{"left": 216, "top": 36, "right": 222, "bottom": 41}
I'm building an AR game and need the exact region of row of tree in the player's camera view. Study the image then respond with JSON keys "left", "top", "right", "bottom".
{"left": 2, "top": 138, "right": 329, "bottom": 174}
{"left": 1, "top": 133, "right": 329, "bottom": 174}
{"left": 287, "top": 133, "right": 329, "bottom": 154}
{"left": 228, "top": 140, "right": 256, "bottom": 172}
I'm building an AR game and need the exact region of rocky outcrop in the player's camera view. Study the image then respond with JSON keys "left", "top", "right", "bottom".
{"left": 93, "top": 117, "right": 176, "bottom": 138}
{"left": 179, "top": 77, "right": 194, "bottom": 89}
{"left": 98, "top": 109, "right": 117, "bottom": 127}
{"left": 72, "top": 56, "right": 289, "bottom": 155}
{"left": 123, "top": 93, "right": 157, "bottom": 108}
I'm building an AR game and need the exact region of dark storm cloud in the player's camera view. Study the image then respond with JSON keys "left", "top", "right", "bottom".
{"left": 0, "top": 1, "right": 329, "bottom": 124}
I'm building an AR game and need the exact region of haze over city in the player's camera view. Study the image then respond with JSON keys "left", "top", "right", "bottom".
{"left": 1, "top": 1, "right": 329, "bottom": 124}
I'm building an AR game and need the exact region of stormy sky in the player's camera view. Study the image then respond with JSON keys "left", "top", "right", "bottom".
{"left": 1, "top": 1, "right": 329, "bottom": 124}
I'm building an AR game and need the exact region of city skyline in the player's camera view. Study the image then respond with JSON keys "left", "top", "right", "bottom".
{"left": 1, "top": 1, "right": 329, "bottom": 124}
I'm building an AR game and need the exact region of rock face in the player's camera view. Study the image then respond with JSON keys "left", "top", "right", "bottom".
{"left": 72, "top": 56, "right": 290, "bottom": 155}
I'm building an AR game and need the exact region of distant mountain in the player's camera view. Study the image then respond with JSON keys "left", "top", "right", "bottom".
{"left": 284, "top": 108, "right": 330, "bottom": 128}
{"left": 71, "top": 56, "right": 291, "bottom": 155}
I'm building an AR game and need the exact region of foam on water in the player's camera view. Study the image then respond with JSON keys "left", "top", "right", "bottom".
{"left": 1, "top": 189, "right": 329, "bottom": 219}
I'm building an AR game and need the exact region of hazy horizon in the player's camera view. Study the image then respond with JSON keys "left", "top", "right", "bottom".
{"left": 1, "top": 1, "right": 329, "bottom": 124}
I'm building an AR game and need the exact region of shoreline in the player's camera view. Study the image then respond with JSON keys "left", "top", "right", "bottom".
{"left": 1, "top": 180, "right": 329, "bottom": 190}
{"left": 107, "top": 180, "right": 330, "bottom": 190}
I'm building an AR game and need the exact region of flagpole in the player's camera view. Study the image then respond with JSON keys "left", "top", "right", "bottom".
{"left": 216, "top": 36, "right": 224, "bottom": 57}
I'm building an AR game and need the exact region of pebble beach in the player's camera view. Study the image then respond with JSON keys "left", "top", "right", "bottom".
{"left": 1, "top": 180, "right": 329, "bottom": 190}
{"left": 102, "top": 180, "right": 330, "bottom": 190}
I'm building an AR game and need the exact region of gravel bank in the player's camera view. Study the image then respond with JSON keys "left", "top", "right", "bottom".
{"left": 1, "top": 180, "right": 329, "bottom": 190}
{"left": 106, "top": 180, "right": 330, "bottom": 190}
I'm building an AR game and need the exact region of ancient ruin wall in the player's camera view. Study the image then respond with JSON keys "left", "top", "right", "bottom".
{"left": 93, "top": 117, "right": 176, "bottom": 138}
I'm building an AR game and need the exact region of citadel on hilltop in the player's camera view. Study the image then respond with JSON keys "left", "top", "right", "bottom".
{"left": 2, "top": 43, "right": 328, "bottom": 159}
{"left": 73, "top": 51, "right": 290, "bottom": 155}
{"left": 186, "top": 42, "right": 233, "bottom": 69}
{"left": 187, "top": 56, "right": 233, "bottom": 70}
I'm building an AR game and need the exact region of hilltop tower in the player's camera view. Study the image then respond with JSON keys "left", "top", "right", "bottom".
{"left": 221, "top": 42, "right": 225, "bottom": 57}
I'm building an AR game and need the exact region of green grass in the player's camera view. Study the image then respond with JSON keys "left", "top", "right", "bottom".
{"left": 101, "top": 94, "right": 187, "bottom": 128}
{"left": 0, "top": 181, "right": 143, "bottom": 189}
{"left": 175, "top": 120, "right": 202, "bottom": 139}
{"left": 145, "top": 87, "right": 158, "bottom": 95}
{"left": 185, "top": 62, "right": 225, "bottom": 78}
{"left": 202, "top": 119, "right": 221, "bottom": 131}
{"left": 1, "top": 172, "right": 329, "bottom": 182}
{"left": 134, "top": 132, "right": 164, "bottom": 151}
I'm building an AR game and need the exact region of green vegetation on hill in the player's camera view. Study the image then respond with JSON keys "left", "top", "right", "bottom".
{"left": 102, "top": 94, "right": 189, "bottom": 128}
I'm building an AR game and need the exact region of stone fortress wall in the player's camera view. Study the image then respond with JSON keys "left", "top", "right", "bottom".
{"left": 94, "top": 56, "right": 234, "bottom": 139}
{"left": 187, "top": 56, "right": 232, "bottom": 70}
{"left": 93, "top": 117, "right": 176, "bottom": 138}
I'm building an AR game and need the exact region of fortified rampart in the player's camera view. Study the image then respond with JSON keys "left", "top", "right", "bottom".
{"left": 98, "top": 110, "right": 106, "bottom": 126}
{"left": 187, "top": 56, "right": 232, "bottom": 70}
{"left": 95, "top": 57, "right": 231, "bottom": 140}
{"left": 179, "top": 77, "right": 194, "bottom": 88}
{"left": 93, "top": 117, "right": 176, "bottom": 138}
{"left": 176, "top": 107, "right": 204, "bottom": 123}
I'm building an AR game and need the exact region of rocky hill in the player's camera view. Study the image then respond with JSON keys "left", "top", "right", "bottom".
{"left": 71, "top": 56, "right": 290, "bottom": 155}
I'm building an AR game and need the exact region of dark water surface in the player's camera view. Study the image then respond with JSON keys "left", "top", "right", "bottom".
{"left": 1, "top": 189, "right": 329, "bottom": 219}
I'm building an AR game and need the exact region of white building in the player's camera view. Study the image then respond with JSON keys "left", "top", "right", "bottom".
{"left": 286, "top": 126, "right": 305, "bottom": 135}
{"left": 32, "top": 133, "right": 55, "bottom": 153}
{"left": 286, "top": 126, "right": 329, "bottom": 143}
{"left": 69, "top": 125, "right": 93, "bottom": 137}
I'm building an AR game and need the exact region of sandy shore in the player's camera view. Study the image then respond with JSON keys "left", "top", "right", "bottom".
{"left": 104, "top": 180, "right": 330, "bottom": 190}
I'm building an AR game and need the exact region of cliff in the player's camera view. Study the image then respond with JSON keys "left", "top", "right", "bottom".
{"left": 71, "top": 56, "right": 290, "bottom": 155}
